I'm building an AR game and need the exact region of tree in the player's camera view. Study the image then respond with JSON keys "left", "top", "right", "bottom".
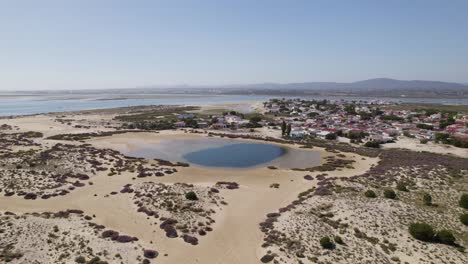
{"left": 439, "top": 117, "right": 455, "bottom": 129}
{"left": 459, "top": 194, "right": 468, "bottom": 209}
{"left": 344, "top": 104, "right": 357, "bottom": 115}
{"left": 409, "top": 223, "right": 435, "bottom": 242}
{"left": 247, "top": 115, "right": 263, "bottom": 128}
{"left": 384, "top": 189, "right": 396, "bottom": 199}
{"left": 416, "top": 124, "right": 434, "bottom": 130}
{"left": 325, "top": 133, "right": 337, "bottom": 140}
{"left": 286, "top": 124, "right": 292, "bottom": 137}
{"left": 184, "top": 118, "right": 198, "bottom": 128}
{"left": 381, "top": 115, "right": 404, "bottom": 122}
{"left": 435, "top": 132, "right": 449, "bottom": 142}
{"left": 281, "top": 121, "right": 286, "bottom": 136}
{"left": 249, "top": 115, "right": 262, "bottom": 124}
{"left": 423, "top": 193, "right": 432, "bottom": 206}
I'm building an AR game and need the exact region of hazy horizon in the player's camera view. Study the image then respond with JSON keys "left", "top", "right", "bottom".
{"left": 1, "top": 0, "right": 468, "bottom": 90}
{"left": 1, "top": 77, "right": 468, "bottom": 93}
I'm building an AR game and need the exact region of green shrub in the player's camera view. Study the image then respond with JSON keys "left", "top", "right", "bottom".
{"left": 320, "top": 236, "right": 335, "bottom": 249}
{"left": 185, "top": 191, "right": 198, "bottom": 201}
{"left": 325, "top": 133, "right": 337, "bottom": 140}
{"left": 423, "top": 193, "right": 432, "bottom": 206}
{"left": 409, "top": 223, "right": 434, "bottom": 242}
{"left": 75, "top": 256, "right": 86, "bottom": 263}
{"left": 435, "top": 230, "right": 456, "bottom": 245}
{"left": 87, "top": 256, "right": 108, "bottom": 264}
{"left": 384, "top": 189, "right": 397, "bottom": 199}
{"left": 459, "top": 194, "right": 468, "bottom": 209}
{"left": 364, "top": 190, "right": 377, "bottom": 198}
{"left": 396, "top": 182, "right": 408, "bottom": 192}
{"left": 364, "top": 141, "right": 381, "bottom": 148}
{"left": 460, "top": 213, "right": 468, "bottom": 226}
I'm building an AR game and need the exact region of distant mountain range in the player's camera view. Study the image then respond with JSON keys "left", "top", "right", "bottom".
{"left": 213, "top": 78, "right": 468, "bottom": 98}
{"left": 224, "top": 78, "right": 467, "bottom": 90}
{"left": 5, "top": 78, "right": 468, "bottom": 98}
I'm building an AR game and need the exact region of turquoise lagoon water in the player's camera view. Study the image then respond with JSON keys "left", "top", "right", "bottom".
{"left": 119, "top": 137, "right": 320, "bottom": 169}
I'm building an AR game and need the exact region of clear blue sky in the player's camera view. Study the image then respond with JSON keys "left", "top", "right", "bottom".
{"left": 1, "top": 0, "right": 467, "bottom": 90}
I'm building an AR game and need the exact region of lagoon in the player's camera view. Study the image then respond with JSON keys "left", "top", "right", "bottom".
{"left": 1, "top": 93, "right": 467, "bottom": 116}
{"left": 119, "top": 137, "right": 321, "bottom": 169}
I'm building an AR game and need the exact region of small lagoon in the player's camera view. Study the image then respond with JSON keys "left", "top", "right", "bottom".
{"left": 183, "top": 143, "right": 286, "bottom": 168}
{"left": 120, "top": 138, "right": 320, "bottom": 169}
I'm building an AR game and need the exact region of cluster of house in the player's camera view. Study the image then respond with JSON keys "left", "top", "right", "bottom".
{"left": 263, "top": 99, "right": 468, "bottom": 143}
{"left": 175, "top": 113, "right": 253, "bottom": 129}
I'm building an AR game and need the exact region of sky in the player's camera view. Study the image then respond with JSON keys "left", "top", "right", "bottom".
{"left": 1, "top": 0, "right": 467, "bottom": 90}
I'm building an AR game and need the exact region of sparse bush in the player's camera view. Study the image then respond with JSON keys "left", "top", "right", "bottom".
{"left": 260, "top": 254, "right": 274, "bottom": 263}
{"left": 435, "top": 230, "right": 456, "bottom": 245}
{"left": 364, "top": 190, "right": 377, "bottom": 198}
{"left": 185, "top": 191, "right": 198, "bottom": 201}
{"left": 143, "top": 249, "right": 158, "bottom": 259}
{"left": 325, "top": 133, "right": 337, "bottom": 140}
{"left": 75, "top": 256, "right": 86, "bottom": 263}
{"left": 409, "top": 222, "right": 434, "bottom": 242}
{"left": 364, "top": 141, "right": 381, "bottom": 148}
{"left": 460, "top": 213, "right": 468, "bottom": 226}
{"left": 396, "top": 182, "right": 408, "bottom": 192}
{"left": 115, "top": 235, "right": 136, "bottom": 243}
{"left": 88, "top": 256, "right": 108, "bottom": 264}
{"left": 459, "top": 194, "right": 468, "bottom": 209}
{"left": 334, "top": 235, "right": 344, "bottom": 245}
{"left": 423, "top": 193, "right": 432, "bottom": 206}
{"left": 1, "top": 249, "right": 23, "bottom": 262}
{"left": 384, "top": 189, "right": 397, "bottom": 199}
{"left": 320, "top": 236, "right": 335, "bottom": 249}
{"left": 101, "top": 230, "right": 119, "bottom": 239}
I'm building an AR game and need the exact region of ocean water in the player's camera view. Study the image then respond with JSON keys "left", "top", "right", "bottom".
{"left": 0, "top": 95, "right": 270, "bottom": 116}
{"left": 0, "top": 94, "right": 467, "bottom": 116}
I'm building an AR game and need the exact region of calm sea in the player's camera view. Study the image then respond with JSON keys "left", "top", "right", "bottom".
{"left": 0, "top": 94, "right": 467, "bottom": 116}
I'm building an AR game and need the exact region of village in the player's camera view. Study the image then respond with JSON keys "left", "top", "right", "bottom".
{"left": 171, "top": 98, "right": 468, "bottom": 149}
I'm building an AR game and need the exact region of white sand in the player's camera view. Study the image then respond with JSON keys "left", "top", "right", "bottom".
{"left": 0, "top": 127, "right": 378, "bottom": 264}
{"left": 383, "top": 136, "right": 468, "bottom": 158}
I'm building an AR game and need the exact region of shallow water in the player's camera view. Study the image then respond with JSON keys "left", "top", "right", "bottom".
{"left": 1, "top": 93, "right": 467, "bottom": 116}
{"left": 183, "top": 143, "right": 286, "bottom": 168}
{"left": 119, "top": 138, "right": 320, "bottom": 169}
